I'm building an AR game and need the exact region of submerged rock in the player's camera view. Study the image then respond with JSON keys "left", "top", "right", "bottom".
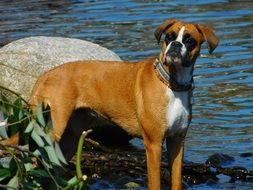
{"left": 0, "top": 36, "right": 121, "bottom": 100}
{"left": 124, "top": 181, "right": 141, "bottom": 189}
{"left": 205, "top": 153, "right": 234, "bottom": 167}
{"left": 240, "top": 152, "right": 253, "bottom": 158}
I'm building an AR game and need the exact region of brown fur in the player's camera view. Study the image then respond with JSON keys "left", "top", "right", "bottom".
{"left": 2, "top": 20, "right": 219, "bottom": 190}
{"left": 29, "top": 59, "right": 169, "bottom": 142}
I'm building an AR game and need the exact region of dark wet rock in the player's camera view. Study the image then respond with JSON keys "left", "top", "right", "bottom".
{"left": 183, "top": 174, "right": 218, "bottom": 185}
{"left": 184, "top": 163, "right": 212, "bottom": 175}
{"left": 183, "top": 163, "right": 218, "bottom": 185}
{"left": 230, "top": 166, "right": 248, "bottom": 181}
{"left": 217, "top": 166, "right": 248, "bottom": 182}
{"left": 240, "top": 152, "right": 253, "bottom": 158}
{"left": 247, "top": 176, "right": 253, "bottom": 182}
{"left": 205, "top": 153, "right": 235, "bottom": 167}
{"left": 71, "top": 149, "right": 253, "bottom": 188}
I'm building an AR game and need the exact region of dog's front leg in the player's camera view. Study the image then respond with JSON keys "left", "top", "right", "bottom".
{"left": 143, "top": 134, "right": 162, "bottom": 190}
{"left": 166, "top": 136, "right": 184, "bottom": 190}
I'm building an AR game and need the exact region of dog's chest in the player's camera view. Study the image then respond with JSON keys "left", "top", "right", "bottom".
{"left": 166, "top": 89, "right": 191, "bottom": 136}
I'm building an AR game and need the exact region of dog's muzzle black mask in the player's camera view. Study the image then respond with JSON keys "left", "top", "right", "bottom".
{"left": 167, "top": 41, "right": 182, "bottom": 58}
{"left": 166, "top": 41, "right": 192, "bottom": 68}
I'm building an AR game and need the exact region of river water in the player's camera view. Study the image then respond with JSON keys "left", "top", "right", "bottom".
{"left": 1, "top": 0, "right": 253, "bottom": 189}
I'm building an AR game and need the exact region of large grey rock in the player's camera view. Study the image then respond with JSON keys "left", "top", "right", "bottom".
{"left": 0, "top": 36, "right": 121, "bottom": 100}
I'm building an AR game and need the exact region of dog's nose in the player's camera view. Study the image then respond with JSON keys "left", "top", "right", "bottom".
{"left": 171, "top": 41, "right": 182, "bottom": 48}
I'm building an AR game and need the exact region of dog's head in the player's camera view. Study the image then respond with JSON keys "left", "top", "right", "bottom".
{"left": 155, "top": 19, "right": 219, "bottom": 67}
{"left": 154, "top": 19, "right": 219, "bottom": 86}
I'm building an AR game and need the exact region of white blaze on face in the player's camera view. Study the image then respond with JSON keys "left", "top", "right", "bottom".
{"left": 176, "top": 26, "right": 185, "bottom": 41}
{"left": 175, "top": 26, "right": 187, "bottom": 57}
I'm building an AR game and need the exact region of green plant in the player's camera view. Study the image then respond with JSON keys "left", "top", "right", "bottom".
{"left": 0, "top": 86, "right": 90, "bottom": 189}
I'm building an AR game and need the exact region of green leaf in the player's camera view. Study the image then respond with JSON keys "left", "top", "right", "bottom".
{"left": 54, "top": 142, "right": 67, "bottom": 165}
{"left": 0, "top": 168, "right": 11, "bottom": 182}
{"left": 0, "top": 176, "right": 7, "bottom": 182}
{"left": 33, "top": 122, "right": 46, "bottom": 137}
{"left": 33, "top": 149, "right": 51, "bottom": 169}
{"left": 33, "top": 122, "right": 53, "bottom": 146}
{"left": 7, "top": 175, "right": 19, "bottom": 190}
{"left": 24, "top": 121, "right": 34, "bottom": 133}
{"left": 35, "top": 104, "right": 45, "bottom": 127}
{"left": 44, "top": 146, "right": 61, "bottom": 166}
{"left": 18, "top": 109, "right": 24, "bottom": 121}
{"left": 13, "top": 98, "right": 22, "bottom": 119}
{"left": 0, "top": 110, "right": 5, "bottom": 120}
{"left": 0, "top": 157, "right": 11, "bottom": 168}
{"left": 0, "top": 118, "right": 8, "bottom": 139}
{"left": 24, "top": 163, "right": 33, "bottom": 172}
{"left": 33, "top": 149, "right": 41, "bottom": 157}
{"left": 31, "top": 128, "right": 45, "bottom": 147}
{"left": 43, "top": 133, "right": 53, "bottom": 146}
{"left": 9, "top": 158, "right": 18, "bottom": 174}
{"left": 68, "top": 176, "right": 77, "bottom": 184}
{"left": 28, "top": 169, "right": 50, "bottom": 179}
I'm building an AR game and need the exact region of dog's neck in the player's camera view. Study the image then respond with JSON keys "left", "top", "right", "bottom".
{"left": 154, "top": 59, "right": 194, "bottom": 92}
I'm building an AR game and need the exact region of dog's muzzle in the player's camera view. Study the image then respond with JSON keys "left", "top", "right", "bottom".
{"left": 167, "top": 41, "right": 182, "bottom": 57}
{"left": 165, "top": 41, "right": 191, "bottom": 67}
{"left": 165, "top": 41, "right": 184, "bottom": 64}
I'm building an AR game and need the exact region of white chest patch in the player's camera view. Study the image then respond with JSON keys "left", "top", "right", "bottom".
{"left": 166, "top": 88, "right": 190, "bottom": 137}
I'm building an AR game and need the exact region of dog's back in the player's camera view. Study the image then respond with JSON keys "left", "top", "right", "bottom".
{"left": 28, "top": 60, "right": 149, "bottom": 141}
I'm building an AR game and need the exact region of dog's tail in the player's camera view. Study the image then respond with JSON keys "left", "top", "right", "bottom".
{"left": 28, "top": 70, "right": 53, "bottom": 112}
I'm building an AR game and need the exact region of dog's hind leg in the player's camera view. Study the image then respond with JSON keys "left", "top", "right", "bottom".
{"left": 58, "top": 107, "right": 96, "bottom": 161}
{"left": 49, "top": 102, "right": 75, "bottom": 143}
{"left": 59, "top": 107, "right": 132, "bottom": 161}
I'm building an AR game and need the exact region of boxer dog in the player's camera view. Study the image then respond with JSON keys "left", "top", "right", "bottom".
{"left": 3, "top": 19, "right": 219, "bottom": 190}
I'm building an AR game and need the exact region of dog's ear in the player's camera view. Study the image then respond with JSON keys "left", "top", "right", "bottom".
{"left": 196, "top": 24, "right": 219, "bottom": 54}
{"left": 154, "top": 19, "right": 177, "bottom": 44}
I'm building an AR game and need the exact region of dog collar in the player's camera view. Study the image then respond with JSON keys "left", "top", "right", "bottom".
{"left": 154, "top": 59, "right": 194, "bottom": 91}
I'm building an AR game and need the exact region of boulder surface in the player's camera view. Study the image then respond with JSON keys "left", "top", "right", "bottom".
{"left": 0, "top": 36, "right": 121, "bottom": 100}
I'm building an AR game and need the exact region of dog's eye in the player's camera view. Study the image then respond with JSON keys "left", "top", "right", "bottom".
{"left": 165, "top": 32, "right": 176, "bottom": 44}
{"left": 183, "top": 35, "right": 197, "bottom": 49}
{"left": 186, "top": 38, "right": 196, "bottom": 46}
